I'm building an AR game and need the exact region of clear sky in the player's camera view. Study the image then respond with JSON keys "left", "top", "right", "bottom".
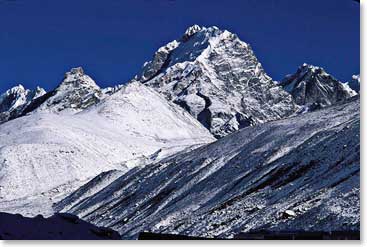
{"left": 0, "top": 0, "right": 360, "bottom": 93}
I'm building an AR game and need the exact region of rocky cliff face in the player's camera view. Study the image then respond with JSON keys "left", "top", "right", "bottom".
{"left": 34, "top": 67, "right": 104, "bottom": 113}
{"left": 280, "top": 64, "right": 356, "bottom": 111}
{"left": 137, "top": 25, "right": 298, "bottom": 138}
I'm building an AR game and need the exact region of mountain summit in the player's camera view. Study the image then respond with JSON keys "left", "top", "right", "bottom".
{"left": 34, "top": 67, "right": 104, "bottom": 113}
{"left": 280, "top": 64, "right": 356, "bottom": 110}
{"left": 0, "top": 84, "right": 46, "bottom": 123}
{"left": 136, "top": 25, "right": 298, "bottom": 138}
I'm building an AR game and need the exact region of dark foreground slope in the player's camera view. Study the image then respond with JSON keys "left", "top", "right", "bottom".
{"left": 0, "top": 212, "right": 121, "bottom": 240}
{"left": 56, "top": 97, "right": 360, "bottom": 239}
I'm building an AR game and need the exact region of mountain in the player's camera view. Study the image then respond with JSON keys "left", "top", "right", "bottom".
{"left": 0, "top": 212, "right": 121, "bottom": 240}
{"left": 0, "top": 24, "right": 360, "bottom": 240}
{"left": 136, "top": 25, "right": 298, "bottom": 138}
{"left": 55, "top": 97, "right": 360, "bottom": 239}
{"left": 280, "top": 64, "right": 356, "bottom": 111}
{"left": 0, "top": 67, "right": 105, "bottom": 124}
{"left": 33, "top": 67, "right": 104, "bottom": 113}
{"left": 0, "top": 78, "right": 214, "bottom": 216}
{"left": 0, "top": 84, "right": 46, "bottom": 123}
{"left": 346, "top": 75, "right": 360, "bottom": 93}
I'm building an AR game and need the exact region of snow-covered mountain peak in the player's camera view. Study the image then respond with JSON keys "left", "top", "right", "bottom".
{"left": 61, "top": 67, "right": 100, "bottom": 90}
{"left": 69, "top": 66, "right": 84, "bottom": 76}
{"left": 1, "top": 84, "right": 36, "bottom": 102}
{"left": 280, "top": 64, "right": 356, "bottom": 109}
{"left": 34, "top": 67, "right": 103, "bottom": 113}
{"left": 182, "top": 24, "right": 222, "bottom": 39}
{"left": 182, "top": 24, "right": 202, "bottom": 39}
{"left": 298, "top": 63, "right": 330, "bottom": 77}
{"left": 0, "top": 84, "right": 29, "bottom": 110}
{"left": 352, "top": 74, "right": 360, "bottom": 81}
{"left": 7, "top": 84, "right": 26, "bottom": 93}
{"left": 139, "top": 25, "right": 239, "bottom": 83}
{"left": 34, "top": 86, "right": 47, "bottom": 99}
{"left": 0, "top": 84, "right": 46, "bottom": 123}
{"left": 137, "top": 25, "right": 298, "bottom": 138}
{"left": 0, "top": 84, "right": 46, "bottom": 101}
{"left": 300, "top": 63, "right": 319, "bottom": 72}
{"left": 183, "top": 25, "right": 235, "bottom": 42}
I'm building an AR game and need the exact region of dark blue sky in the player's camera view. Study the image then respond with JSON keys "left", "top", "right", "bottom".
{"left": 0, "top": 0, "right": 359, "bottom": 93}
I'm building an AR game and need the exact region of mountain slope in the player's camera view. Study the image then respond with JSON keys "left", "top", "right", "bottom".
{"left": 0, "top": 80, "right": 214, "bottom": 215}
{"left": 137, "top": 25, "right": 298, "bottom": 138}
{"left": 0, "top": 85, "right": 46, "bottom": 123}
{"left": 57, "top": 97, "right": 360, "bottom": 239}
{"left": 280, "top": 64, "right": 356, "bottom": 111}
